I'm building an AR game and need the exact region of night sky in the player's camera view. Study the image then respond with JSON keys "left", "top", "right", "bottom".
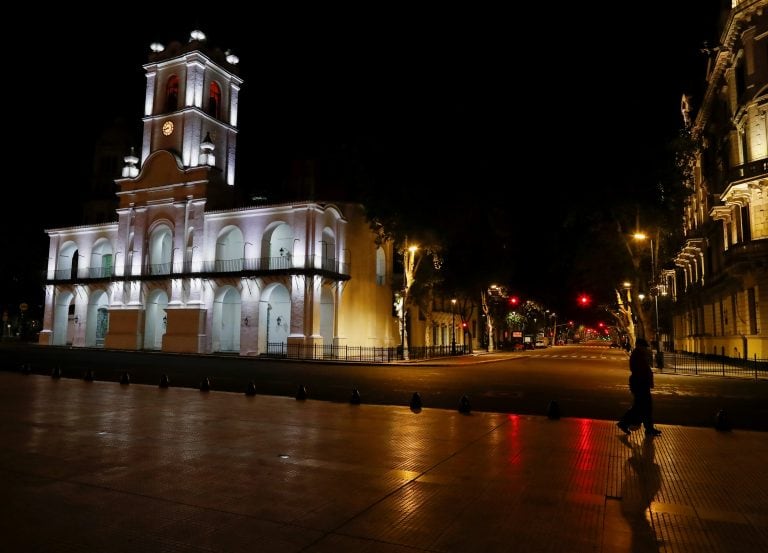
{"left": 3, "top": 2, "right": 725, "bottom": 320}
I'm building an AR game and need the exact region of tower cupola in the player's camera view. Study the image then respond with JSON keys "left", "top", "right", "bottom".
{"left": 140, "top": 31, "right": 242, "bottom": 185}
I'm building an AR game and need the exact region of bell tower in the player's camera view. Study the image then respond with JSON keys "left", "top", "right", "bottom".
{"left": 140, "top": 30, "right": 242, "bottom": 186}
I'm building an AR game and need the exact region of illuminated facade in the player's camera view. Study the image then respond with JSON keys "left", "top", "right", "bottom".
{"left": 38, "top": 32, "right": 398, "bottom": 355}
{"left": 669, "top": 0, "right": 767, "bottom": 358}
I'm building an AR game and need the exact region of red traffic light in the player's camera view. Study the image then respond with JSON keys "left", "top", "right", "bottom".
{"left": 509, "top": 296, "right": 519, "bottom": 306}
{"left": 578, "top": 294, "right": 591, "bottom": 306}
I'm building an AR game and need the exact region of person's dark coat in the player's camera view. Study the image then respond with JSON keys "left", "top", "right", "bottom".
{"left": 629, "top": 346, "right": 653, "bottom": 393}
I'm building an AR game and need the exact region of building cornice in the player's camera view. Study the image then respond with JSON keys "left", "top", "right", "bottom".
{"left": 694, "top": 0, "right": 767, "bottom": 133}
{"left": 45, "top": 222, "right": 118, "bottom": 235}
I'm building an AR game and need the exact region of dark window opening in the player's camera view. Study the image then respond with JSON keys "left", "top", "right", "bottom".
{"left": 166, "top": 76, "right": 179, "bottom": 113}
{"left": 741, "top": 205, "right": 751, "bottom": 242}
{"left": 748, "top": 288, "right": 758, "bottom": 334}
{"left": 735, "top": 61, "right": 746, "bottom": 100}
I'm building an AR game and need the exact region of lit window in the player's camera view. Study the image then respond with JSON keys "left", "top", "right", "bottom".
{"left": 208, "top": 82, "right": 221, "bottom": 119}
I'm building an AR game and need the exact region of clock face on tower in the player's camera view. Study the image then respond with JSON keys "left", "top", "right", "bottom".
{"left": 162, "top": 121, "right": 174, "bottom": 136}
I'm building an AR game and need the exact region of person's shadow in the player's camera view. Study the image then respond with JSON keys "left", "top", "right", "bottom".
{"left": 619, "top": 436, "right": 662, "bottom": 552}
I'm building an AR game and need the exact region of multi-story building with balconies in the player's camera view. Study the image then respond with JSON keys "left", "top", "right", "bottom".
{"left": 38, "top": 31, "right": 398, "bottom": 355}
{"left": 669, "top": 0, "right": 767, "bottom": 359}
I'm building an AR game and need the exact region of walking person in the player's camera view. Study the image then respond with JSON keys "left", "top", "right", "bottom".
{"left": 617, "top": 338, "right": 662, "bottom": 437}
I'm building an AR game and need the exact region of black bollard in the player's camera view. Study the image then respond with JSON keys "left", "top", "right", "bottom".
{"left": 21, "top": 363, "right": 32, "bottom": 374}
{"left": 350, "top": 388, "right": 361, "bottom": 405}
{"left": 410, "top": 392, "right": 422, "bottom": 412}
{"left": 547, "top": 400, "right": 561, "bottom": 420}
{"left": 458, "top": 395, "right": 471, "bottom": 414}
{"left": 83, "top": 369, "right": 94, "bottom": 381}
{"left": 245, "top": 380, "right": 257, "bottom": 396}
{"left": 159, "top": 374, "right": 170, "bottom": 388}
{"left": 51, "top": 367, "right": 62, "bottom": 379}
{"left": 296, "top": 384, "right": 308, "bottom": 400}
{"left": 200, "top": 377, "right": 211, "bottom": 392}
{"left": 120, "top": 371, "right": 130, "bottom": 385}
{"left": 715, "top": 409, "right": 731, "bottom": 431}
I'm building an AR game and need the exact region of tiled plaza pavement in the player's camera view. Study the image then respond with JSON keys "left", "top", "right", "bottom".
{"left": 0, "top": 371, "right": 766, "bottom": 552}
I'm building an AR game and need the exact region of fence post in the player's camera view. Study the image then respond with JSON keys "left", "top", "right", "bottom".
{"left": 694, "top": 354, "right": 698, "bottom": 375}
{"left": 722, "top": 356, "right": 725, "bottom": 377}
{"left": 756, "top": 354, "right": 759, "bottom": 382}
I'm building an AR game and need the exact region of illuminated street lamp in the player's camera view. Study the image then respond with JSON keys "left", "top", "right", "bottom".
{"left": 633, "top": 232, "right": 660, "bottom": 348}
{"left": 451, "top": 298, "right": 457, "bottom": 354}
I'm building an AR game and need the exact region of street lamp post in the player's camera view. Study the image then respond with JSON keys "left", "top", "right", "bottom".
{"left": 633, "top": 232, "right": 660, "bottom": 349}
{"left": 451, "top": 298, "right": 457, "bottom": 355}
{"left": 650, "top": 238, "right": 660, "bottom": 350}
{"left": 551, "top": 312, "right": 557, "bottom": 345}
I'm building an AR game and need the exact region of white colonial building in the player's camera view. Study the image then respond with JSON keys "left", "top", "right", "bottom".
{"left": 38, "top": 31, "right": 398, "bottom": 355}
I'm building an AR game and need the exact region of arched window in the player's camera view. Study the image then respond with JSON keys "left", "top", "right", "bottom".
{"left": 207, "top": 82, "right": 221, "bottom": 119}
{"left": 165, "top": 76, "right": 179, "bottom": 112}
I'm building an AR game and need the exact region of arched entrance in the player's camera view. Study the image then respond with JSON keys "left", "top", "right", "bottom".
{"left": 259, "top": 283, "right": 291, "bottom": 353}
{"left": 144, "top": 289, "right": 169, "bottom": 350}
{"left": 90, "top": 239, "right": 114, "bottom": 278}
{"left": 52, "top": 291, "right": 75, "bottom": 346}
{"left": 148, "top": 225, "right": 172, "bottom": 275}
{"left": 262, "top": 223, "right": 294, "bottom": 269}
{"left": 321, "top": 227, "right": 336, "bottom": 271}
{"left": 57, "top": 242, "right": 78, "bottom": 280}
{"left": 215, "top": 226, "right": 244, "bottom": 272}
{"left": 85, "top": 291, "right": 109, "bottom": 347}
{"left": 212, "top": 286, "right": 241, "bottom": 352}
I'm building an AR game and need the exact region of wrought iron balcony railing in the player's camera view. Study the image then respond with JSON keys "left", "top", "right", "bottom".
{"left": 728, "top": 158, "right": 768, "bottom": 182}
{"left": 46, "top": 255, "right": 350, "bottom": 282}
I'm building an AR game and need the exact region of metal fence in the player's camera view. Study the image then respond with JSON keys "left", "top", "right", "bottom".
{"left": 657, "top": 352, "right": 768, "bottom": 380}
{"left": 262, "top": 343, "right": 470, "bottom": 362}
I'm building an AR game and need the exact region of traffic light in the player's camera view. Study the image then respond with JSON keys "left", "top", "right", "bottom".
{"left": 509, "top": 296, "right": 519, "bottom": 306}
{"left": 578, "top": 294, "right": 591, "bottom": 307}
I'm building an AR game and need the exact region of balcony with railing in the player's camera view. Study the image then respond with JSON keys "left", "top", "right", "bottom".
{"left": 46, "top": 254, "right": 351, "bottom": 282}
{"left": 723, "top": 239, "right": 768, "bottom": 274}
{"left": 728, "top": 158, "right": 768, "bottom": 183}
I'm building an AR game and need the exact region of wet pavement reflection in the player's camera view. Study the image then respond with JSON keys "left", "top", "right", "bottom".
{"left": 0, "top": 372, "right": 766, "bottom": 552}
